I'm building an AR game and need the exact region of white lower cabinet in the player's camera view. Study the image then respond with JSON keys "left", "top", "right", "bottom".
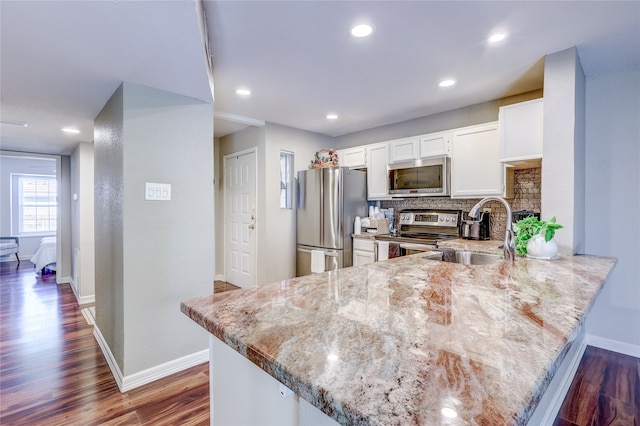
{"left": 451, "top": 121, "right": 512, "bottom": 198}
{"left": 353, "top": 238, "right": 376, "bottom": 266}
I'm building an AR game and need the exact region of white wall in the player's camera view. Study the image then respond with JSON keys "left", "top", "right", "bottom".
{"left": 218, "top": 123, "right": 331, "bottom": 285}
{"left": 70, "top": 142, "right": 95, "bottom": 304}
{"left": 94, "top": 82, "right": 214, "bottom": 382}
{"left": 542, "top": 47, "right": 586, "bottom": 256}
{"left": 584, "top": 66, "right": 640, "bottom": 351}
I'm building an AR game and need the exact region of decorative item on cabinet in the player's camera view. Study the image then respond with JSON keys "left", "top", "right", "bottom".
{"left": 310, "top": 148, "right": 339, "bottom": 168}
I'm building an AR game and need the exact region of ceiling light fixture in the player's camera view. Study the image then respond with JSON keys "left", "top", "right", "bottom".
{"left": 1, "top": 120, "right": 28, "bottom": 127}
{"left": 326, "top": 113, "right": 338, "bottom": 120}
{"left": 236, "top": 88, "right": 251, "bottom": 96}
{"left": 350, "top": 23, "right": 373, "bottom": 38}
{"left": 488, "top": 32, "right": 507, "bottom": 43}
{"left": 61, "top": 127, "right": 81, "bottom": 134}
{"left": 438, "top": 79, "right": 456, "bottom": 88}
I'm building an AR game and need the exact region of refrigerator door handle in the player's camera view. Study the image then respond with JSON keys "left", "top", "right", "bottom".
{"left": 296, "top": 248, "right": 339, "bottom": 257}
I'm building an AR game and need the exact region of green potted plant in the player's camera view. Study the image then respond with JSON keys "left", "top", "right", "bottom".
{"left": 513, "top": 216, "right": 563, "bottom": 259}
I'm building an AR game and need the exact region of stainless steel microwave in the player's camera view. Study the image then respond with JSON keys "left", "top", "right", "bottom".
{"left": 388, "top": 158, "right": 450, "bottom": 197}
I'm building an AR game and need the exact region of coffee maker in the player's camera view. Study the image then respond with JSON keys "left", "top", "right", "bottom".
{"left": 462, "top": 211, "right": 491, "bottom": 240}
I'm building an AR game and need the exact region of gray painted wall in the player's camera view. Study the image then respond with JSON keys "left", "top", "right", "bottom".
{"left": 95, "top": 82, "right": 214, "bottom": 376}
{"left": 585, "top": 66, "right": 640, "bottom": 348}
{"left": 94, "top": 84, "right": 126, "bottom": 368}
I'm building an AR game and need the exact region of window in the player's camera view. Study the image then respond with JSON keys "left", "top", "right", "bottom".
{"left": 13, "top": 174, "right": 57, "bottom": 234}
{"left": 279, "top": 151, "right": 294, "bottom": 209}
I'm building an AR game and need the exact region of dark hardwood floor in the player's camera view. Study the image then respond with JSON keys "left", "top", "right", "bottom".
{"left": 1, "top": 260, "right": 638, "bottom": 425}
{"left": 554, "top": 346, "right": 640, "bottom": 426}
{"left": 0, "top": 261, "right": 210, "bottom": 425}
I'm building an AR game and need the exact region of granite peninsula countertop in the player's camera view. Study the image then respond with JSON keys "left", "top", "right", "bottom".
{"left": 182, "top": 254, "right": 616, "bottom": 425}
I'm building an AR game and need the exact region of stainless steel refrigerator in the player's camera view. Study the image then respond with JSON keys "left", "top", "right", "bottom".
{"left": 296, "top": 167, "right": 367, "bottom": 276}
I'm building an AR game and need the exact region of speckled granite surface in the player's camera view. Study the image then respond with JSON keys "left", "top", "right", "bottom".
{"left": 182, "top": 254, "right": 616, "bottom": 425}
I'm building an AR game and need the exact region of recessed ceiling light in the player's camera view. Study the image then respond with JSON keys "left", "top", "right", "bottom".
{"left": 350, "top": 23, "right": 373, "bottom": 38}
{"left": 488, "top": 32, "right": 507, "bottom": 43}
{"left": 61, "top": 127, "right": 81, "bottom": 134}
{"left": 0, "top": 120, "right": 28, "bottom": 127}
{"left": 438, "top": 79, "right": 456, "bottom": 88}
{"left": 326, "top": 113, "right": 338, "bottom": 120}
{"left": 236, "top": 88, "right": 251, "bottom": 96}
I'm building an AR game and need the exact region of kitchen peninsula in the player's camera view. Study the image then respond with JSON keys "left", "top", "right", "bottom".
{"left": 182, "top": 254, "right": 616, "bottom": 425}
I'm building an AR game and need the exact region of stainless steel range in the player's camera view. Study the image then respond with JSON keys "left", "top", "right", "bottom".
{"left": 376, "top": 209, "right": 462, "bottom": 255}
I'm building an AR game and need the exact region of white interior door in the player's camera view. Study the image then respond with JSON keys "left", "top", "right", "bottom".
{"left": 224, "top": 150, "right": 257, "bottom": 288}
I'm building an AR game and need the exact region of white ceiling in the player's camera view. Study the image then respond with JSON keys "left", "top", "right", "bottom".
{"left": 1, "top": 1, "right": 639, "bottom": 155}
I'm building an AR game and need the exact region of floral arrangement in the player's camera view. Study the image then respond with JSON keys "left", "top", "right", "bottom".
{"left": 310, "top": 148, "right": 339, "bottom": 168}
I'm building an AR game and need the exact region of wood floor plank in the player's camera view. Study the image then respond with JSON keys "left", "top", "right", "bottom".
{"left": 0, "top": 261, "right": 209, "bottom": 425}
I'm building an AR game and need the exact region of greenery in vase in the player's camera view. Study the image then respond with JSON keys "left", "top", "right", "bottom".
{"left": 513, "top": 216, "right": 563, "bottom": 256}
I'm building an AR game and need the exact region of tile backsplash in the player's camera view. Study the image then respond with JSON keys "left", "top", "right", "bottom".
{"left": 380, "top": 167, "right": 541, "bottom": 240}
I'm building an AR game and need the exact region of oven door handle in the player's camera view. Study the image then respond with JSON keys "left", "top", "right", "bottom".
{"left": 399, "top": 243, "right": 436, "bottom": 251}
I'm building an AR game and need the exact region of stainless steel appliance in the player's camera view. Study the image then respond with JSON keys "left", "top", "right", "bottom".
{"left": 462, "top": 211, "right": 491, "bottom": 240}
{"left": 296, "top": 167, "right": 367, "bottom": 276}
{"left": 376, "top": 209, "right": 461, "bottom": 255}
{"left": 387, "top": 158, "right": 450, "bottom": 197}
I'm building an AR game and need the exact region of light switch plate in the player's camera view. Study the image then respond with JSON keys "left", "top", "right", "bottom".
{"left": 145, "top": 183, "right": 171, "bottom": 201}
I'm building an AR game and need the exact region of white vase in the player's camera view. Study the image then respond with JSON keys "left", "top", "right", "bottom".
{"left": 526, "top": 233, "right": 558, "bottom": 259}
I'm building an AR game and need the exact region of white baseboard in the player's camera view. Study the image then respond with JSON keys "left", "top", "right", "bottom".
{"left": 93, "top": 324, "right": 208, "bottom": 393}
{"left": 586, "top": 334, "right": 640, "bottom": 358}
{"left": 69, "top": 277, "right": 95, "bottom": 305}
{"left": 93, "top": 324, "right": 125, "bottom": 391}
{"left": 528, "top": 328, "right": 587, "bottom": 425}
{"left": 120, "top": 349, "right": 209, "bottom": 392}
{"left": 215, "top": 274, "right": 226, "bottom": 282}
{"left": 57, "top": 275, "right": 71, "bottom": 284}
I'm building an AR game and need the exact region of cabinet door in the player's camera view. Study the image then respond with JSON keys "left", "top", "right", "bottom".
{"left": 338, "top": 146, "right": 367, "bottom": 168}
{"left": 499, "top": 98, "right": 543, "bottom": 163}
{"left": 389, "top": 137, "right": 419, "bottom": 163}
{"left": 420, "top": 131, "right": 451, "bottom": 158}
{"left": 451, "top": 122, "right": 506, "bottom": 198}
{"left": 353, "top": 250, "right": 375, "bottom": 266}
{"left": 366, "top": 143, "right": 389, "bottom": 200}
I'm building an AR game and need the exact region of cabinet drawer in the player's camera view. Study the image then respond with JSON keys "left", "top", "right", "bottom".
{"left": 353, "top": 238, "right": 375, "bottom": 252}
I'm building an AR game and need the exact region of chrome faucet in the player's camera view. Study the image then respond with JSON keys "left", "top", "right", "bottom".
{"left": 468, "top": 196, "right": 515, "bottom": 263}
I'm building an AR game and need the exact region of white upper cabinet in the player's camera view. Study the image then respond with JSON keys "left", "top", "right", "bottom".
{"left": 338, "top": 146, "right": 367, "bottom": 168}
{"left": 451, "top": 122, "right": 512, "bottom": 198}
{"left": 388, "top": 137, "right": 420, "bottom": 163}
{"left": 499, "top": 98, "right": 543, "bottom": 165}
{"left": 366, "top": 142, "right": 390, "bottom": 200}
{"left": 419, "top": 131, "right": 451, "bottom": 158}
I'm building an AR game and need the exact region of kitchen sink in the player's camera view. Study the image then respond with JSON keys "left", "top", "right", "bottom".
{"left": 454, "top": 251, "right": 502, "bottom": 265}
